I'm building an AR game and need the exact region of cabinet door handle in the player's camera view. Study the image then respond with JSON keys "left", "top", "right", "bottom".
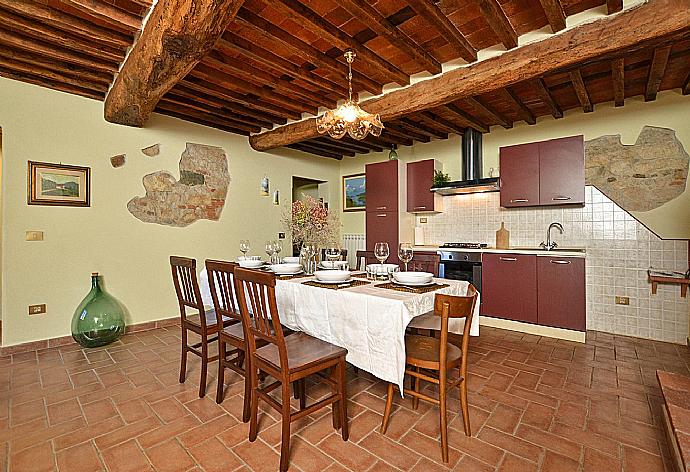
{"left": 510, "top": 199, "right": 528, "bottom": 203}
{"left": 499, "top": 257, "right": 517, "bottom": 261}
{"left": 550, "top": 260, "right": 571, "bottom": 264}
{"left": 376, "top": 214, "right": 387, "bottom": 217}
{"left": 376, "top": 206, "right": 387, "bottom": 210}
{"left": 413, "top": 206, "right": 426, "bottom": 210}
{"left": 552, "top": 196, "right": 572, "bottom": 201}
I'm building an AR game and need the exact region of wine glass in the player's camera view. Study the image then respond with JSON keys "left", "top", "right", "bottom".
{"left": 239, "top": 240, "right": 250, "bottom": 259}
{"left": 398, "top": 243, "right": 414, "bottom": 272}
{"left": 324, "top": 245, "right": 341, "bottom": 266}
{"left": 265, "top": 241, "right": 276, "bottom": 263}
{"left": 274, "top": 240, "right": 283, "bottom": 263}
{"left": 374, "top": 242, "right": 390, "bottom": 269}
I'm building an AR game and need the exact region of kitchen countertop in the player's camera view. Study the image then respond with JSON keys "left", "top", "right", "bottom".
{"left": 413, "top": 245, "right": 587, "bottom": 258}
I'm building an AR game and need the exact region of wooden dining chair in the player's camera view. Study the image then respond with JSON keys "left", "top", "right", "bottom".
{"left": 234, "top": 267, "right": 349, "bottom": 472}
{"left": 380, "top": 285, "right": 478, "bottom": 463}
{"left": 408, "top": 252, "right": 441, "bottom": 277}
{"left": 355, "top": 250, "right": 378, "bottom": 270}
{"left": 170, "top": 256, "right": 233, "bottom": 398}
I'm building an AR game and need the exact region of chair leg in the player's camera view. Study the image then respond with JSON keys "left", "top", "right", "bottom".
{"left": 199, "top": 338, "right": 208, "bottom": 398}
{"left": 338, "top": 358, "right": 349, "bottom": 441}
{"left": 298, "top": 379, "right": 306, "bottom": 411}
{"left": 439, "top": 376, "right": 449, "bottom": 463}
{"left": 179, "top": 327, "right": 188, "bottom": 383}
{"left": 329, "top": 366, "right": 340, "bottom": 430}
{"left": 216, "top": 340, "right": 226, "bottom": 404}
{"left": 249, "top": 357, "right": 260, "bottom": 441}
{"left": 279, "top": 380, "right": 292, "bottom": 472}
{"left": 412, "top": 366, "right": 420, "bottom": 411}
{"left": 241, "top": 351, "right": 251, "bottom": 423}
{"left": 380, "top": 382, "right": 395, "bottom": 434}
{"left": 292, "top": 381, "right": 300, "bottom": 400}
{"left": 459, "top": 374, "right": 471, "bottom": 436}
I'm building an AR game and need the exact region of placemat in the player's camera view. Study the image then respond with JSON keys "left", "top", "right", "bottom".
{"left": 303, "top": 279, "right": 371, "bottom": 290}
{"left": 277, "top": 273, "right": 311, "bottom": 280}
{"left": 374, "top": 282, "right": 450, "bottom": 294}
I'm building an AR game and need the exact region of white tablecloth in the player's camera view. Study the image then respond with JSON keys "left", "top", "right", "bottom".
{"left": 199, "top": 270, "right": 480, "bottom": 391}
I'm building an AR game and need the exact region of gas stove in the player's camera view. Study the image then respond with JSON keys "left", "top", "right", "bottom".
{"left": 439, "top": 242, "right": 488, "bottom": 249}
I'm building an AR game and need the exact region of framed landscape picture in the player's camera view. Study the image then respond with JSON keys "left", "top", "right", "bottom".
{"left": 343, "top": 173, "right": 366, "bottom": 212}
{"left": 28, "top": 161, "right": 90, "bottom": 207}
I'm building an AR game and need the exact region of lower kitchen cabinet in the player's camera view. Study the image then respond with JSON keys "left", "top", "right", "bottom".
{"left": 481, "top": 253, "right": 538, "bottom": 324}
{"left": 537, "top": 256, "right": 586, "bottom": 331}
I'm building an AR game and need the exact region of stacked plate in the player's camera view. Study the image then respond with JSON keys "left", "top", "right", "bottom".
{"left": 282, "top": 256, "right": 300, "bottom": 264}
{"left": 319, "top": 260, "right": 348, "bottom": 270}
{"left": 238, "top": 257, "right": 264, "bottom": 268}
{"left": 313, "top": 270, "right": 351, "bottom": 284}
{"left": 270, "top": 263, "right": 303, "bottom": 275}
{"left": 392, "top": 271, "right": 435, "bottom": 286}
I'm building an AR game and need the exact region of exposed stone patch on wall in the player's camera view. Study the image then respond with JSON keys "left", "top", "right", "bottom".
{"left": 110, "top": 154, "right": 126, "bottom": 168}
{"left": 141, "top": 144, "right": 160, "bottom": 157}
{"left": 585, "top": 126, "right": 689, "bottom": 212}
{"left": 127, "top": 143, "right": 230, "bottom": 227}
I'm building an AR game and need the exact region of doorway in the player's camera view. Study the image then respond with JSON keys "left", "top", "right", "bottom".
{"left": 291, "top": 176, "right": 328, "bottom": 255}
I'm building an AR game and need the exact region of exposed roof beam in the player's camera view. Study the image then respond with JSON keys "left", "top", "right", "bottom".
{"left": 534, "top": 78, "right": 563, "bottom": 118}
{"left": 385, "top": 123, "right": 431, "bottom": 143}
{"left": 338, "top": 0, "right": 442, "bottom": 74}
{"left": 538, "top": 0, "right": 567, "bottom": 32}
{"left": 611, "top": 58, "right": 625, "bottom": 106}
{"left": 442, "top": 104, "right": 489, "bottom": 133}
{"left": 502, "top": 88, "right": 536, "bottom": 125}
{"left": 249, "top": 0, "right": 690, "bottom": 151}
{"left": 405, "top": 0, "right": 476, "bottom": 62}
{"left": 158, "top": 98, "right": 262, "bottom": 134}
{"left": 464, "top": 97, "right": 512, "bottom": 128}
{"left": 0, "top": 65, "right": 103, "bottom": 100}
{"left": 476, "top": 0, "right": 518, "bottom": 49}
{"left": 569, "top": 70, "right": 593, "bottom": 112}
{"left": 400, "top": 118, "right": 448, "bottom": 139}
{"left": 0, "top": 53, "right": 109, "bottom": 92}
{"left": 287, "top": 143, "right": 345, "bottom": 160}
{"left": 420, "top": 111, "right": 466, "bottom": 134}
{"left": 157, "top": 107, "right": 250, "bottom": 135}
{"left": 683, "top": 71, "right": 690, "bottom": 95}
{"left": 104, "top": 0, "right": 245, "bottom": 127}
{"left": 644, "top": 45, "right": 671, "bottom": 101}
{"left": 60, "top": 0, "right": 142, "bottom": 30}
{"left": 309, "top": 138, "right": 364, "bottom": 156}
{"left": 607, "top": 0, "right": 623, "bottom": 14}
{"left": 271, "top": 0, "right": 409, "bottom": 86}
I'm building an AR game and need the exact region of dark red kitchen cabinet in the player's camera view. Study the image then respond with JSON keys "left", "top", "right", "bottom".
{"left": 481, "top": 253, "right": 538, "bottom": 324}
{"left": 499, "top": 142, "right": 540, "bottom": 208}
{"left": 407, "top": 159, "right": 442, "bottom": 213}
{"left": 537, "top": 256, "right": 586, "bottom": 330}
{"left": 366, "top": 160, "right": 398, "bottom": 212}
{"left": 539, "top": 136, "right": 585, "bottom": 206}
{"left": 366, "top": 210, "right": 398, "bottom": 256}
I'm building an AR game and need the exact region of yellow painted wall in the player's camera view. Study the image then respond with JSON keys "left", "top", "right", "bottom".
{"left": 0, "top": 78, "right": 340, "bottom": 346}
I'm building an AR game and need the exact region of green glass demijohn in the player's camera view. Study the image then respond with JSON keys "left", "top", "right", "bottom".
{"left": 71, "top": 272, "right": 126, "bottom": 348}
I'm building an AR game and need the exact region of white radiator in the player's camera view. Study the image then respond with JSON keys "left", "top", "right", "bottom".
{"left": 342, "top": 233, "right": 365, "bottom": 268}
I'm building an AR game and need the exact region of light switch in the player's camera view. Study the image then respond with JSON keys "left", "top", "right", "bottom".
{"left": 26, "top": 231, "right": 44, "bottom": 241}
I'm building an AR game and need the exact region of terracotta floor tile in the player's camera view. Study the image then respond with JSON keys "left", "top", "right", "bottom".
{"left": 10, "top": 398, "right": 46, "bottom": 426}
{"left": 47, "top": 398, "right": 83, "bottom": 426}
{"left": 400, "top": 429, "right": 461, "bottom": 467}
{"left": 582, "top": 447, "right": 622, "bottom": 471}
{"left": 319, "top": 432, "right": 378, "bottom": 471}
{"left": 82, "top": 398, "right": 119, "bottom": 424}
{"left": 188, "top": 436, "right": 243, "bottom": 472}
{"left": 56, "top": 441, "right": 103, "bottom": 472}
{"left": 497, "top": 453, "right": 538, "bottom": 472}
{"left": 283, "top": 436, "right": 335, "bottom": 472}
{"left": 478, "top": 427, "right": 542, "bottom": 463}
{"left": 486, "top": 403, "right": 523, "bottom": 434}
{"left": 359, "top": 431, "right": 422, "bottom": 471}
{"left": 144, "top": 439, "right": 196, "bottom": 472}
{"left": 10, "top": 441, "right": 56, "bottom": 472}
{"left": 541, "top": 450, "right": 579, "bottom": 472}
{"left": 101, "top": 439, "right": 153, "bottom": 472}
{"left": 116, "top": 399, "right": 152, "bottom": 424}
{"left": 233, "top": 439, "right": 281, "bottom": 472}
{"left": 623, "top": 445, "right": 665, "bottom": 472}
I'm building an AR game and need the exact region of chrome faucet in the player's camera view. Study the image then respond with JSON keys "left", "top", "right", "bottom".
{"left": 540, "top": 222, "right": 563, "bottom": 251}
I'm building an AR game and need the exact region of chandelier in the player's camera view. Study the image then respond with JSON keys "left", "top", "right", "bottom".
{"left": 316, "top": 50, "right": 384, "bottom": 140}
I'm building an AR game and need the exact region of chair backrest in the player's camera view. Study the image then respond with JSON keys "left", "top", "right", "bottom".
{"left": 355, "top": 250, "right": 378, "bottom": 270}
{"left": 433, "top": 284, "right": 478, "bottom": 377}
{"left": 205, "top": 260, "right": 241, "bottom": 328}
{"left": 320, "top": 248, "right": 348, "bottom": 261}
{"left": 170, "top": 256, "right": 206, "bottom": 325}
{"left": 408, "top": 252, "right": 441, "bottom": 277}
{"left": 234, "top": 267, "right": 289, "bottom": 370}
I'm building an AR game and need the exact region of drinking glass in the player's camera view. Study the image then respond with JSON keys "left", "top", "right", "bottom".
{"left": 265, "top": 241, "right": 276, "bottom": 263}
{"left": 274, "top": 240, "right": 283, "bottom": 263}
{"left": 398, "top": 243, "right": 414, "bottom": 271}
{"left": 303, "top": 244, "right": 317, "bottom": 274}
{"left": 374, "top": 242, "right": 390, "bottom": 268}
{"left": 324, "top": 245, "right": 341, "bottom": 265}
{"left": 239, "top": 240, "right": 250, "bottom": 258}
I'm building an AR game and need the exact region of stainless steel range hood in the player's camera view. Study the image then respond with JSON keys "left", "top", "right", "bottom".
{"left": 431, "top": 128, "right": 499, "bottom": 195}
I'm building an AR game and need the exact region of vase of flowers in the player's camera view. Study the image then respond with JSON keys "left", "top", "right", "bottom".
{"left": 283, "top": 195, "right": 340, "bottom": 272}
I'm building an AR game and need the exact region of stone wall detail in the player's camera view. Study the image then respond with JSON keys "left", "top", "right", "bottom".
{"left": 141, "top": 144, "right": 160, "bottom": 157}
{"left": 110, "top": 154, "right": 126, "bottom": 168}
{"left": 127, "top": 143, "right": 230, "bottom": 227}
{"left": 585, "top": 126, "right": 689, "bottom": 212}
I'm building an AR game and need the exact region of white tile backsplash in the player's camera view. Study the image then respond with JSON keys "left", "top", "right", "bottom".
{"left": 419, "top": 186, "right": 690, "bottom": 344}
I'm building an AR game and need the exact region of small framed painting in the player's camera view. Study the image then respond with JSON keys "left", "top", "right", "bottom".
{"left": 27, "top": 161, "right": 91, "bottom": 207}
{"left": 343, "top": 173, "right": 366, "bottom": 212}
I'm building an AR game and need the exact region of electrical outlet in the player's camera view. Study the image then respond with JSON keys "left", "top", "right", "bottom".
{"left": 615, "top": 296, "right": 630, "bottom": 306}
{"left": 29, "top": 304, "right": 46, "bottom": 315}
{"left": 26, "top": 231, "right": 44, "bottom": 241}
{"left": 419, "top": 217, "right": 428, "bottom": 224}
{"left": 278, "top": 232, "right": 286, "bottom": 239}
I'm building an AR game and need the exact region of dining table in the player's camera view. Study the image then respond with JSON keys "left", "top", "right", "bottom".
{"left": 199, "top": 268, "right": 480, "bottom": 392}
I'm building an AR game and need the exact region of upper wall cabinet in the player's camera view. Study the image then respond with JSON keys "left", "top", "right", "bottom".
{"left": 366, "top": 160, "right": 398, "bottom": 212}
{"left": 500, "top": 135, "right": 584, "bottom": 208}
{"left": 406, "top": 159, "right": 443, "bottom": 213}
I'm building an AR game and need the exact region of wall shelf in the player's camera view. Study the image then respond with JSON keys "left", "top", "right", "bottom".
{"left": 649, "top": 275, "right": 689, "bottom": 298}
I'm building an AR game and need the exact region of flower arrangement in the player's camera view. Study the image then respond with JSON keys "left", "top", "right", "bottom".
{"left": 282, "top": 195, "right": 340, "bottom": 248}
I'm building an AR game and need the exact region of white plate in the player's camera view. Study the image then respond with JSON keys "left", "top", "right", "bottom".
{"left": 238, "top": 260, "right": 265, "bottom": 268}
{"left": 319, "top": 261, "right": 348, "bottom": 269}
{"left": 270, "top": 263, "right": 303, "bottom": 274}
{"left": 275, "top": 270, "right": 303, "bottom": 276}
{"left": 314, "top": 278, "right": 353, "bottom": 285}
{"left": 282, "top": 256, "right": 300, "bottom": 264}
{"left": 314, "top": 270, "right": 351, "bottom": 283}
{"left": 392, "top": 280, "right": 437, "bottom": 287}
{"left": 393, "top": 271, "right": 433, "bottom": 284}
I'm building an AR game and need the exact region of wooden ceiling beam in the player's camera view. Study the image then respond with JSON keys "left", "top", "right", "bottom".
{"left": 338, "top": 0, "right": 442, "bottom": 74}
{"left": 218, "top": 33, "right": 347, "bottom": 96}
{"left": 465, "top": 97, "right": 512, "bottom": 128}
{"left": 235, "top": 9, "right": 382, "bottom": 95}
{"left": 683, "top": 71, "right": 690, "bottom": 95}
{"left": 569, "top": 70, "right": 593, "bottom": 112}
{"left": 0, "top": 65, "right": 104, "bottom": 100}
{"left": 104, "top": 0, "right": 245, "bottom": 127}
{"left": 287, "top": 143, "right": 345, "bottom": 160}
{"left": 271, "top": 0, "right": 409, "bottom": 86}
{"left": 249, "top": 0, "right": 689, "bottom": 151}
{"left": 442, "top": 104, "right": 489, "bottom": 133}
{"left": 0, "top": 27, "right": 116, "bottom": 73}
{"left": 476, "top": 0, "right": 518, "bottom": 49}
{"left": 180, "top": 77, "right": 292, "bottom": 123}
{"left": 320, "top": 136, "right": 380, "bottom": 153}
{"left": 537, "top": 0, "right": 567, "bottom": 33}
{"left": 611, "top": 58, "right": 625, "bottom": 106}
{"left": 645, "top": 45, "right": 671, "bottom": 101}
{"left": 534, "top": 78, "right": 563, "bottom": 118}
{"left": 157, "top": 107, "right": 250, "bottom": 136}
{"left": 607, "top": 0, "right": 623, "bottom": 14}
{"left": 0, "top": 0, "right": 131, "bottom": 49}
{"left": 502, "top": 88, "right": 536, "bottom": 124}
{"left": 162, "top": 93, "right": 272, "bottom": 130}
{"left": 420, "top": 111, "right": 466, "bottom": 134}
{"left": 0, "top": 7, "right": 125, "bottom": 63}
{"left": 362, "top": 133, "right": 413, "bottom": 148}
{"left": 0, "top": 54, "right": 109, "bottom": 92}
{"left": 0, "top": 47, "right": 113, "bottom": 85}
{"left": 405, "top": 0, "right": 476, "bottom": 62}
{"left": 386, "top": 122, "right": 432, "bottom": 142}
{"left": 60, "top": 0, "right": 142, "bottom": 30}
{"left": 158, "top": 98, "right": 262, "bottom": 134}
{"left": 309, "top": 138, "right": 364, "bottom": 156}
{"left": 400, "top": 118, "right": 448, "bottom": 139}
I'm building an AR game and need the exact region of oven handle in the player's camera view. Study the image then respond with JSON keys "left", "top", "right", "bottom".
{"left": 499, "top": 257, "right": 517, "bottom": 262}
